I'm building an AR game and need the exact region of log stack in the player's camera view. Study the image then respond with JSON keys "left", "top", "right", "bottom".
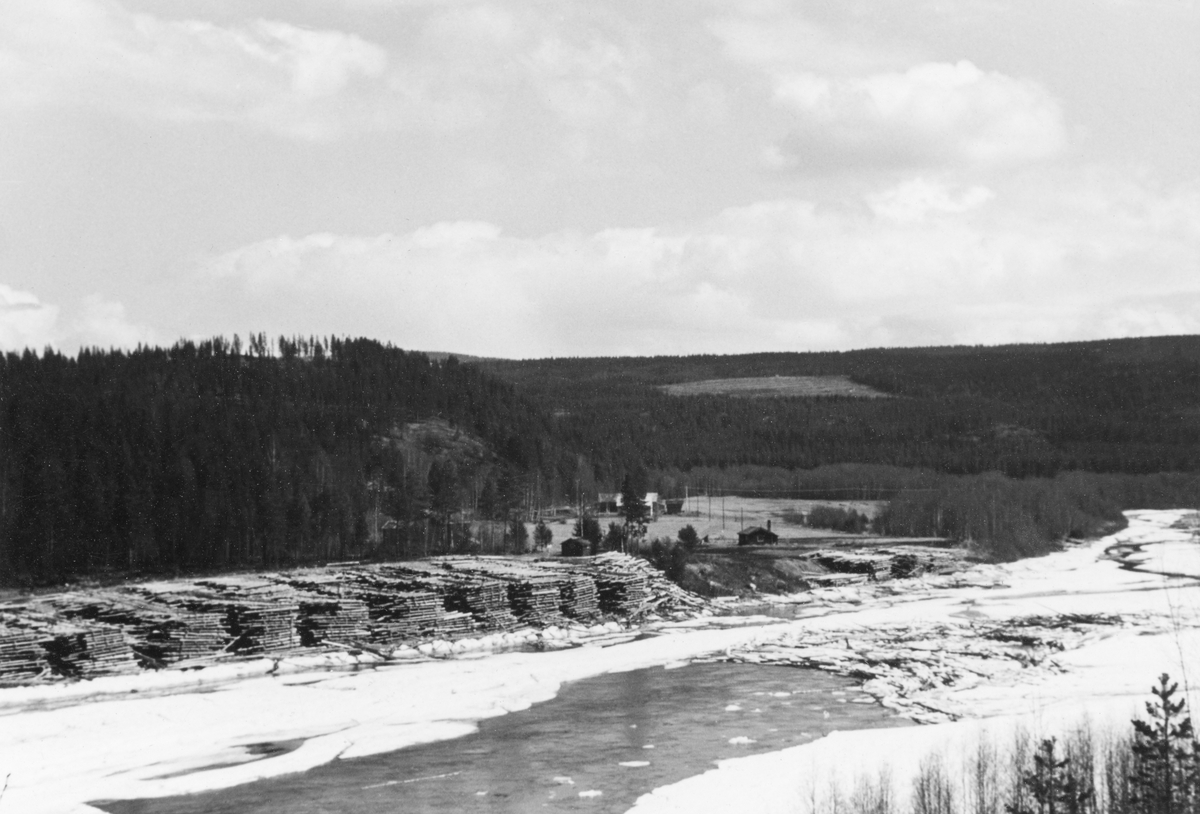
{"left": 431, "top": 610, "right": 476, "bottom": 638}
{"left": 436, "top": 559, "right": 566, "bottom": 627}
{"left": 587, "top": 554, "right": 651, "bottom": 615}
{"left": 140, "top": 612, "right": 230, "bottom": 664}
{"left": 557, "top": 573, "right": 599, "bottom": 619}
{"left": 361, "top": 590, "right": 444, "bottom": 644}
{"left": 43, "top": 624, "right": 140, "bottom": 677}
{"left": 297, "top": 599, "right": 369, "bottom": 646}
{"left": 503, "top": 576, "right": 564, "bottom": 626}
{"left": 228, "top": 604, "right": 297, "bottom": 653}
{"left": 442, "top": 579, "right": 518, "bottom": 632}
{"left": 0, "top": 625, "right": 47, "bottom": 682}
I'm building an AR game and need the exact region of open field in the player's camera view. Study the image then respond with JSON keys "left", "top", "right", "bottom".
{"left": 571, "top": 496, "right": 887, "bottom": 544}
{"left": 660, "top": 375, "right": 891, "bottom": 398}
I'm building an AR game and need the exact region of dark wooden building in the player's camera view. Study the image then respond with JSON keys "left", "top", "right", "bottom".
{"left": 561, "top": 537, "right": 591, "bottom": 557}
{"left": 737, "top": 524, "right": 779, "bottom": 546}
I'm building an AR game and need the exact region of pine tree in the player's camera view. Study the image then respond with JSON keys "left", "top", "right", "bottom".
{"left": 1006, "top": 738, "right": 1093, "bottom": 814}
{"left": 1130, "top": 673, "right": 1199, "bottom": 814}
{"left": 618, "top": 474, "right": 647, "bottom": 554}
{"left": 573, "top": 513, "right": 602, "bottom": 545}
{"left": 533, "top": 519, "right": 553, "bottom": 551}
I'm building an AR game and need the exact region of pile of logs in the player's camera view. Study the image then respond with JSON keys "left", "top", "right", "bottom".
{"left": 591, "top": 563, "right": 650, "bottom": 615}
{"left": 442, "top": 580, "right": 518, "bottom": 631}
{"left": 0, "top": 625, "right": 47, "bottom": 682}
{"left": 557, "top": 573, "right": 600, "bottom": 618}
{"left": 362, "top": 590, "right": 444, "bottom": 644}
{"left": 431, "top": 610, "right": 476, "bottom": 638}
{"left": 228, "top": 604, "right": 297, "bottom": 653}
{"left": 138, "top": 612, "right": 229, "bottom": 664}
{"left": 42, "top": 624, "right": 140, "bottom": 678}
{"left": 297, "top": 599, "right": 369, "bottom": 646}
{"left": 0, "top": 551, "right": 715, "bottom": 684}
{"left": 436, "top": 559, "right": 566, "bottom": 626}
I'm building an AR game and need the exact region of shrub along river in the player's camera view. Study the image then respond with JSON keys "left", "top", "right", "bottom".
{"left": 97, "top": 662, "right": 910, "bottom": 814}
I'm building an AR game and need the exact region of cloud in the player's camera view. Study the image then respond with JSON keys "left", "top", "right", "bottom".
{"left": 0, "top": 0, "right": 389, "bottom": 139}
{"left": 0, "top": 285, "right": 153, "bottom": 353}
{"left": 772, "top": 61, "right": 1066, "bottom": 169}
{"left": 0, "top": 285, "right": 59, "bottom": 351}
{"left": 0, "top": 0, "right": 644, "bottom": 142}
{"left": 708, "top": 11, "right": 1065, "bottom": 171}
{"left": 71, "top": 294, "right": 156, "bottom": 349}
{"left": 867, "top": 177, "right": 994, "bottom": 223}
{"left": 190, "top": 173, "right": 1200, "bottom": 357}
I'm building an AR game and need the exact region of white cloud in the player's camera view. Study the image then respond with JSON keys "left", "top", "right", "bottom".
{"left": 772, "top": 61, "right": 1066, "bottom": 169}
{"left": 867, "top": 178, "right": 994, "bottom": 223}
{"left": 72, "top": 294, "right": 156, "bottom": 349}
{"left": 0, "top": 0, "right": 644, "bottom": 142}
{"left": 0, "top": 285, "right": 59, "bottom": 352}
{"left": 0, "top": 285, "right": 153, "bottom": 353}
{"left": 0, "top": 0, "right": 389, "bottom": 139}
{"left": 708, "top": 11, "right": 1065, "bottom": 171}
{"left": 191, "top": 172, "right": 1200, "bottom": 357}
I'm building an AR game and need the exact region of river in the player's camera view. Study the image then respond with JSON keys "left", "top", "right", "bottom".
{"left": 95, "top": 662, "right": 909, "bottom": 813}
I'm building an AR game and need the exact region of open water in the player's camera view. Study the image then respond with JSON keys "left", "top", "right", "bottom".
{"left": 97, "top": 662, "right": 909, "bottom": 814}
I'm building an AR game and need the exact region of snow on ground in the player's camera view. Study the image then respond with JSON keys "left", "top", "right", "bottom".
{"left": 1, "top": 510, "right": 1196, "bottom": 814}
{"left": 0, "top": 620, "right": 784, "bottom": 813}
{"left": 628, "top": 510, "right": 1200, "bottom": 814}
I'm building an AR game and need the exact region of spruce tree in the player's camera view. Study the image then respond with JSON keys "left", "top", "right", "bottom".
{"left": 1006, "top": 738, "right": 1093, "bottom": 814}
{"left": 1130, "top": 673, "right": 1199, "bottom": 814}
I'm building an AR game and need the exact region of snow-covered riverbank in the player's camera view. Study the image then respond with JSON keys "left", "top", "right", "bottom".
{"left": 629, "top": 509, "right": 1200, "bottom": 813}
{"left": 1, "top": 510, "right": 1195, "bottom": 814}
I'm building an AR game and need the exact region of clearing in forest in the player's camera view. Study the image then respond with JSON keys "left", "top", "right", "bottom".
{"left": 661, "top": 375, "right": 890, "bottom": 398}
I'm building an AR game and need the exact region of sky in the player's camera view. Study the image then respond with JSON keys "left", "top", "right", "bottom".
{"left": 1, "top": 0, "right": 1198, "bottom": 358}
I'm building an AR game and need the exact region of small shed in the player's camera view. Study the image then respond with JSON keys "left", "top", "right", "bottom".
{"left": 664, "top": 498, "right": 685, "bottom": 515}
{"left": 561, "top": 537, "right": 591, "bottom": 557}
{"left": 737, "top": 525, "right": 779, "bottom": 546}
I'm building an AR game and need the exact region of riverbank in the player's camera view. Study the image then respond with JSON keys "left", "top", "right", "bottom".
{"left": 1, "top": 510, "right": 1194, "bottom": 813}
{"left": 628, "top": 509, "right": 1200, "bottom": 813}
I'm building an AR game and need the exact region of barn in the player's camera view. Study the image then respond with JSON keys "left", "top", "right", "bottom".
{"left": 737, "top": 524, "right": 779, "bottom": 546}
{"left": 560, "top": 537, "right": 591, "bottom": 557}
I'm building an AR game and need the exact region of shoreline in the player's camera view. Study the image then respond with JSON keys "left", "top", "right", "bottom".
{"left": 2, "top": 510, "right": 1195, "bottom": 813}
{"left": 629, "top": 509, "right": 1200, "bottom": 813}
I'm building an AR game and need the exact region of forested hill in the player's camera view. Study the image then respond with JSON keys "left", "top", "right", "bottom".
{"left": 479, "top": 335, "right": 1200, "bottom": 481}
{"left": 0, "top": 337, "right": 571, "bottom": 582}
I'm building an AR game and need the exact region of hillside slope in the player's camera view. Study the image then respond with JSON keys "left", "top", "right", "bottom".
{"left": 480, "top": 336, "right": 1200, "bottom": 480}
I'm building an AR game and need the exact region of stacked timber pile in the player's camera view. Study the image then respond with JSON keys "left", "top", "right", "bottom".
{"left": 170, "top": 577, "right": 304, "bottom": 654}
{"left": 432, "top": 610, "right": 476, "bottom": 638}
{"left": 139, "top": 612, "right": 229, "bottom": 664}
{"left": 0, "top": 625, "right": 47, "bottom": 682}
{"left": 591, "top": 565, "right": 649, "bottom": 615}
{"left": 505, "top": 577, "right": 563, "bottom": 625}
{"left": 343, "top": 567, "right": 448, "bottom": 641}
{"left": 281, "top": 572, "right": 346, "bottom": 597}
{"left": 436, "top": 558, "right": 565, "bottom": 627}
{"left": 557, "top": 573, "right": 599, "bottom": 619}
{"left": 583, "top": 554, "right": 708, "bottom": 617}
{"left": 228, "top": 604, "right": 297, "bottom": 653}
{"left": 364, "top": 591, "right": 443, "bottom": 644}
{"left": 297, "top": 599, "right": 369, "bottom": 646}
{"left": 379, "top": 562, "right": 524, "bottom": 634}
{"left": 442, "top": 580, "right": 518, "bottom": 631}
{"left": 524, "top": 562, "right": 600, "bottom": 619}
{"left": 42, "top": 624, "right": 139, "bottom": 678}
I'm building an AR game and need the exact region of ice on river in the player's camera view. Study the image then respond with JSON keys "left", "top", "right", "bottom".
{"left": 2, "top": 510, "right": 1196, "bottom": 814}
{"left": 628, "top": 509, "right": 1200, "bottom": 814}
